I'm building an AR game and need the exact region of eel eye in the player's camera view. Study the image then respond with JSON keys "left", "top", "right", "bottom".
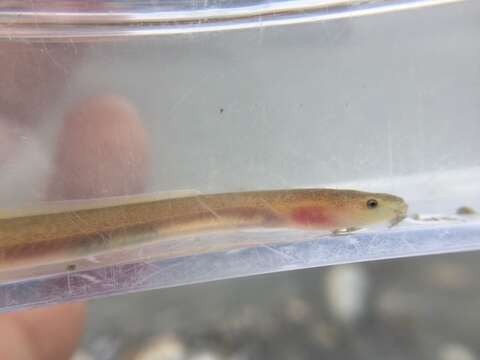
{"left": 366, "top": 199, "right": 378, "bottom": 209}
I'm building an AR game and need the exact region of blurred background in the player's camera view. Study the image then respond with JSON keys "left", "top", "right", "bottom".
{"left": 77, "top": 251, "right": 480, "bottom": 360}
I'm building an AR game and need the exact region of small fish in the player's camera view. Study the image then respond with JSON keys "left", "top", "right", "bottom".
{"left": 0, "top": 188, "right": 407, "bottom": 271}
{"left": 456, "top": 206, "right": 477, "bottom": 215}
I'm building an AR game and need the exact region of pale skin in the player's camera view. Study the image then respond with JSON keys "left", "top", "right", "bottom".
{"left": 0, "top": 7, "right": 150, "bottom": 356}
{"left": 0, "top": 93, "right": 150, "bottom": 359}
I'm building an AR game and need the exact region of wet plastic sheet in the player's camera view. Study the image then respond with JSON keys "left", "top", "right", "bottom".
{"left": 0, "top": 0, "right": 479, "bottom": 311}
{"left": 1, "top": 167, "right": 480, "bottom": 311}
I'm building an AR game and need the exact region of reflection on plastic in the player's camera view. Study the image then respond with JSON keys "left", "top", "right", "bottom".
{"left": 0, "top": 221, "right": 479, "bottom": 312}
{"left": 0, "top": 0, "right": 464, "bottom": 39}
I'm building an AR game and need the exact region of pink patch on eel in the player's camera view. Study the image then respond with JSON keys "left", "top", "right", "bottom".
{"left": 290, "top": 206, "right": 336, "bottom": 227}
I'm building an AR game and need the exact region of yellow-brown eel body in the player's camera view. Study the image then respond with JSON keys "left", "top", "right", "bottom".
{"left": 0, "top": 188, "right": 407, "bottom": 270}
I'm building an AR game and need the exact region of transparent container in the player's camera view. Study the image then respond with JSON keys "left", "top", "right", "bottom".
{"left": 0, "top": 0, "right": 478, "bottom": 311}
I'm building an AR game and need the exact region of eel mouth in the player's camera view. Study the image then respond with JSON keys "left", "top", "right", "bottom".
{"left": 389, "top": 203, "right": 408, "bottom": 228}
{"left": 389, "top": 214, "right": 406, "bottom": 227}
